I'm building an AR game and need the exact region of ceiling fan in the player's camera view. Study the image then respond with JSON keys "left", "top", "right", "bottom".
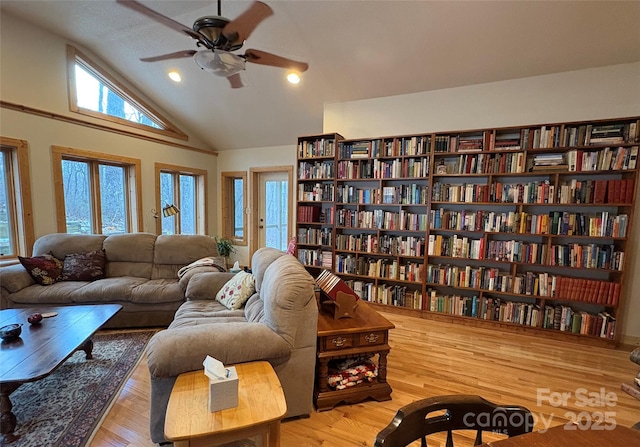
{"left": 116, "top": 0, "right": 309, "bottom": 88}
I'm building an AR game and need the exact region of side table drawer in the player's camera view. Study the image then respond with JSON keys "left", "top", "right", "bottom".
{"left": 359, "top": 331, "right": 386, "bottom": 346}
{"left": 321, "top": 334, "right": 354, "bottom": 351}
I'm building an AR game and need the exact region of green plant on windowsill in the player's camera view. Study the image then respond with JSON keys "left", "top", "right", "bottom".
{"left": 214, "top": 236, "right": 237, "bottom": 258}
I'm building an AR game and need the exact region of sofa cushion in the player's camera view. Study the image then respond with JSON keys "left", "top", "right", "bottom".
{"left": 152, "top": 235, "right": 219, "bottom": 280}
{"left": 8, "top": 281, "right": 87, "bottom": 304}
{"left": 215, "top": 271, "right": 256, "bottom": 310}
{"left": 173, "top": 300, "right": 244, "bottom": 320}
{"left": 62, "top": 249, "right": 106, "bottom": 281}
{"left": 251, "top": 248, "right": 284, "bottom": 293}
{"left": 104, "top": 233, "right": 156, "bottom": 279}
{"left": 131, "top": 279, "right": 185, "bottom": 304}
{"left": 71, "top": 276, "right": 148, "bottom": 303}
{"left": 18, "top": 253, "right": 63, "bottom": 285}
{"left": 182, "top": 271, "right": 234, "bottom": 299}
{"left": 244, "top": 293, "right": 264, "bottom": 322}
{"left": 32, "top": 233, "right": 106, "bottom": 259}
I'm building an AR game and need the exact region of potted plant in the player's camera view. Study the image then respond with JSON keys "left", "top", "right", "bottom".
{"left": 214, "top": 236, "right": 236, "bottom": 266}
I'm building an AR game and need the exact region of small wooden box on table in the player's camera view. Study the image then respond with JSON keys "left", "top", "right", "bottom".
{"left": 315, "top": 300, "right": 395, "bottom": 411}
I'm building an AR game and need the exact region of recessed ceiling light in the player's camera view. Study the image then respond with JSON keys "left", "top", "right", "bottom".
{"left": 168, "top": 71, "right": 182, "bottom": 82}
{"left": 287, "top": 72, "right": 301, "bottom": 84}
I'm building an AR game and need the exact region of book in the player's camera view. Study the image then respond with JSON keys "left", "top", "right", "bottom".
{"left": 316, "top": 269, "right": 360, "bottom": 302}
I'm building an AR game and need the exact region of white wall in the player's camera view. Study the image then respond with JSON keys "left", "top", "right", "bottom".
{"left": 1, "top": 13, "right": 219, "bottom": 238}
{"left": 217, "top": 145, "right": 297, "bottom": 267}
{"left": 324, "top": 63, "right": 640, "bottom": 343}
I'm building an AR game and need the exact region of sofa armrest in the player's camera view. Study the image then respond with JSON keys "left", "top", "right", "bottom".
{"left": 0, "top": 263, "right": 34, "bottom": 293}
{"left": 181, "top": 270, "right": 235, "bottom": 300}
{"left": 146, "top": 322, "right": 291, "bottom": 378}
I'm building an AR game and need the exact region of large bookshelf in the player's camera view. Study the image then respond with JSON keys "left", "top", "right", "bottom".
{"left": 296, "top": 118, "right": 639, "bottom": 346}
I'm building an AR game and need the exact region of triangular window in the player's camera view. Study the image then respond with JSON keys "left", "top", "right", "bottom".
{"left": 67, "top": 46, "right": 187, "bottom": 140}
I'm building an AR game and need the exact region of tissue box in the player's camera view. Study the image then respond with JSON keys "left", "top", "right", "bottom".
{"left": 208, "top": 366, "right": 238, "bottom": 412}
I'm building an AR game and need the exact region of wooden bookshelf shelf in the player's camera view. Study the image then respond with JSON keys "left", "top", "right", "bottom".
{"left": 296, "top": 117, "right": 639, "bottom": 347}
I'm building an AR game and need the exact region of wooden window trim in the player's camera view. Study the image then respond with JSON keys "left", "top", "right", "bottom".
{"left": 66, "top": 45, "right": 188, "bottom": 141}
{"left": 52, "top": 145, "right": 142, "bottom": 233}
{"left": 0, "top": 137, "right": 34, "bottom": 258}
{"left": 221, "top": 171, "right": 248, "bottom": 246}
{"left": 154, "top": 163, "right": 208, "bottom": 235}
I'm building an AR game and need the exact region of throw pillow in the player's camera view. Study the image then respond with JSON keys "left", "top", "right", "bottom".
{"left": 215, "top": 271, "right": 256, "bottom": 310}
{"left": 62, "top": 249, "right": 106, "bottom": 281}
{"left": 286, "top": 237, "right": 297, "bottom": 255}
{"left": 18, "top": 253, "right": 63, "bottom": 285}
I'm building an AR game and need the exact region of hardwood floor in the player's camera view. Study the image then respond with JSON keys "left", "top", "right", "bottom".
{"left": 89, "top": 312, "right": 640, "bottom": 447}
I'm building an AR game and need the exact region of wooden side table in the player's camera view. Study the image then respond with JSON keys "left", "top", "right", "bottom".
{"left": 165, "top": 361, "right": 287, "bottom": 447}
{"left": 315, "top": 300, "right": 395, "bottom": 411}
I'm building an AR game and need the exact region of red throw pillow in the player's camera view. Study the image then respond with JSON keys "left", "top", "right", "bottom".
{"left": 62, "top": 249, "right": 106, "bottom": 281}
{"left": 18, "top": 253, "right": 63, "bottom": 285}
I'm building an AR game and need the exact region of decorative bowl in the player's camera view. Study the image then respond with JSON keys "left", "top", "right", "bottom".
{"left": 0, "top": 323, "right": 22, "bottom": 341}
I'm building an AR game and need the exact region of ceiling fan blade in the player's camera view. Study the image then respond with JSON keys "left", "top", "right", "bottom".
{"left": 243, "top": 49, "right": 309, "bottom": 72}
{"left": 116, "top": 0, "right": 206, "bottom": 43}
{"left": 140, "top": 50, "right": 197, "bottom": 63}
{"left": 227, "top": 73, "right": 244, "bottom": 89}
{"left": 221, "top": 1, "right": 273, "bottom": 47}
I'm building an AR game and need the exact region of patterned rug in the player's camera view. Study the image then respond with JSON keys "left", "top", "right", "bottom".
{"left": 8, "top": 330, "right": 155, "bottom": 447}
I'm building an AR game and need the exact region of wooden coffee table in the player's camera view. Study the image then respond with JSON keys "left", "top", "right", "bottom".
{"left": 165, "top": 361, "right": 287, "bottom": 447}
{"left": 0, "top": 304, "right": 122, "bottom": 444}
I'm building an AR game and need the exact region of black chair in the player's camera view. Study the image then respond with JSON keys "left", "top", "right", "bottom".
{"left": 374, "top": 395, "right": 534, "bottom": 447}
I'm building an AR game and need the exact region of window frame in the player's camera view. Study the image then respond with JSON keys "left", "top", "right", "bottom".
{"left": 0, "top": 137, "right": 34, "bottom": 259}
{"left": 221, "top": 171, "right": 247, "bottom": 246}
{"left": 66, "top": 45, "right": 188, "bottom": 141}
{"left": 52, "top": 146, "right": 142, "bottom": 234}
{"left": 154, "top": 163, "right": 207, "bottom": 235}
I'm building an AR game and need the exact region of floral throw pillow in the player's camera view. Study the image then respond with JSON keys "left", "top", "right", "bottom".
{"left": 215, "top": 271, "right": 256, "bottom": 310}
{"left": 18, "top": 253, "right": 63, "bottom": 285}
{"left": 62, "top": 249, "right": 106, "bottom": 281}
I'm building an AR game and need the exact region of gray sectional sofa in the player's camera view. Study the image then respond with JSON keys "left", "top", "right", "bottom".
{"left": 0, "top": 232, "right": 222, "bottom": 328}
{"left": 0, "top": 234, "right": 319, "bottom": 444}
{"left": 146, "top": 246, "right": 318, "bottom": 444}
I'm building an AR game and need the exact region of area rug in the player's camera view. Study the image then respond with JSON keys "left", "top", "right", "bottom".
{"left": 8, "top": 330, "right": 155, "bottom": 447}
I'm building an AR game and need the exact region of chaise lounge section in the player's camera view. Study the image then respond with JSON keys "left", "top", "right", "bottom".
{"left": 146, "top": 247, "right": 318, "bottom": 444}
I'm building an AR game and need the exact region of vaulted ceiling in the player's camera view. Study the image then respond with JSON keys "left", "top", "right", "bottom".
{"left": 2, "top": 1, "right": 640, "bottom": 151}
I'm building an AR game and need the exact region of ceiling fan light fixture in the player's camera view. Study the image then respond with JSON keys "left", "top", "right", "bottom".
{"left": 286, "top": 71, "right": 301, "bottom": 84}
{"left": 194, "top": 49, "right": 245, "bottom": 77}
{"left": 168, "top": 71, "right": 182, "bottom": 82}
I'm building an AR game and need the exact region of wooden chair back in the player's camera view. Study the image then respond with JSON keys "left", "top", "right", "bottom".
{"left": 374, "top": 395, "right": 534, "bottom": 447}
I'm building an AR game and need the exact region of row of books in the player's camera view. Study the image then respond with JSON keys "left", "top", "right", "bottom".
{"left": 335, "top": 209, "right": 428, "bottom": 231}
{"left": 370, "top": 136, "right": 431, "bottom": 157}
{"left": 335, "top": 255, "right": 424, "bottom": 282}
{"left": 485, "top": 240, "right": 547, "bottom": 264}
{"left": 336, "top": 184, "right": 429, "bottom": 205}
{"left": 298, "top": 183, "right": 334, "bottom": 202}
{"left": 297, "top": 249, "right": 332, "bottom": 267}
{"left": 424, "top": 293, "right": 616, "bottom": 338}
{"left": 298, "top": 137, "right": 338, "bottom": 159}
{"left": 557, "top": 178, "right": 634, "bottom": 205}
{"left": 427, "top": 234, "right": 484, "bottom": 259}
{"left": 335, "top": 157, "right": 430, "bottom": 180}
{"left": 548, "top": 243, "right": 624, "bottom": 271}
{"left": 431, "top": 182, "right": 490, "bottom": 202}
{"left": 297, "top": 227, "right": 332, "bottom": 246}
{"left": 518, "top": 211, "right": 628, "bottom": 238}
{"left": 297, "top": 160, "right": 334, "bottom": 180}
{"left": 345, "top": 279, "right": 423, "bottom": 308}
{"left": 566, "top": 146, "right": 638, "bottom": 172}
{"left": 425, "top": 265, "right": 513, "bottom": 292}
{"left": 335, "top": 234, "right": 425, "bottom": 257}
{"left": 437, "top": 152, "right": 526, "bottom": 175}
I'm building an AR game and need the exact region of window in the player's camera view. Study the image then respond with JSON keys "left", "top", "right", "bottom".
{"left": 0, "top": 137, "right": 34, "bottom": 258}
{"left": 155, "top": 164, "right": 207, "bottom": 235}
{"left": 52, "top": 146, "right": 142, "bottom": 234}
{"left": 221, "top": 171, "right": 247, "bottom": 246}
{"left": 66, "top": 45, "right": 187, "bottom": 140}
